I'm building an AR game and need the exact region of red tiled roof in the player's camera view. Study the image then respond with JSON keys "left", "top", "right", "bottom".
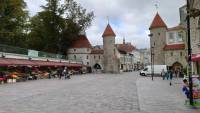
{"left": 163, "top": 44, "right": 185, "bottom": 51}
{"left": 102, "top": 24, "right": 116, "bottom": 37}
{"left": 71, "top": 35, "right": 92, "bottom": 48}
{"left": 149, "top": 13, "right": 167, "bottom": 30}
{"left": 117, "top": 43, "right": 135, "bottom": 53}
{"left": 167, "top": 25, "right": 186, "bottom": 31}
{"left": 91, "top": 49, "right": 104, "bottom": 54}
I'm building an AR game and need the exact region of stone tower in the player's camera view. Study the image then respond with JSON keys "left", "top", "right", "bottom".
{"left": 149, "top": 13, "right": 167, "bottom": 65}
{"left": 102, "top": 24, "right": 119, "bottom": 73}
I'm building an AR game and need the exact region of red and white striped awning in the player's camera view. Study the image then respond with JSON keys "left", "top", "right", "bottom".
{"left": 192, "top": 54, "right": 200, "bottom": 62}
{"left": 0, "top": 58, "right": 84, "bottom": 68}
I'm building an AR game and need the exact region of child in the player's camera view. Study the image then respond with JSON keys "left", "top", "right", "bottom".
{"left": 182, "top": 79, "right": 190, "bottom": 104}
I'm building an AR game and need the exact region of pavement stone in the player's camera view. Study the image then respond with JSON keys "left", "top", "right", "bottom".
{"left": 137, "top": 76, "right": 200, "bottom": 113}
{"left": 0, "top": 72, "right": 140, "bottom": 113}
{"left": 1, "top": 72, "right": 199, "bottom": 113}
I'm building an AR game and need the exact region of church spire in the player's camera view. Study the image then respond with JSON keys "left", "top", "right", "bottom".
{"left": 123, "top": 37, "right": 125, "bottom": 44}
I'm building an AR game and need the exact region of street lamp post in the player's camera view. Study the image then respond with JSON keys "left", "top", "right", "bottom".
{"left": 151, "top": 46, "right": 154, "bottom": 81}
{"left": 186, "top": 0, "right": 193, "bottom": 105}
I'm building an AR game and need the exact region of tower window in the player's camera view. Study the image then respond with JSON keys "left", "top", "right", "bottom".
{"left": 74, "top": 49, "right": 76, "bottom": 52}
{"left": 74, "top": 55, "right": 76, "bottom": 60}
{"left": 171, "top": 52, "right": 173, "bottom": 56}
{"left": 158, "top": 33, "right": 160, "bottom": 36}
{"left": 94, "top": 55, "right": 96, "bottom": 59}
{"left": 87, "top": 55, "right": 89, "bottom": 59}
{"left": 180, "top": 52, "right": 183, "bottom": 56}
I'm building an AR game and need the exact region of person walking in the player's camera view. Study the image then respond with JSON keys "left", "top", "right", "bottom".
{"left": 169, "top": 69, "right": 173, "bottom": 86}
{"left": 161, "top": 69, "right": 165, "bottom": 80}
{"left": 57, "top": 67, "right": 63, "bottom": 79}
{"left": 165, "top": 70, "right": 169, "bottom": 80}
{"left": 47, "top": 67, "right": 51, "bottom": 79}
{"left": 63, "top": 67, "right": 68, "bottom": 79}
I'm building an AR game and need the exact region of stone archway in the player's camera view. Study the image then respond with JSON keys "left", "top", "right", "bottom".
{"left": 172, "top": 62, "right": 183, "bottom": 77}
{"left": 93, "top": 63, "right": 102, "bottom": 70}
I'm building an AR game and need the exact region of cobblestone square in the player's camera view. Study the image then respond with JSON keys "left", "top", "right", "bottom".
{"left": 0, "top": 72, "right": 140, "bottom": 113}
{"left": 0, "top": 72, "right": 200, "bottom": 113}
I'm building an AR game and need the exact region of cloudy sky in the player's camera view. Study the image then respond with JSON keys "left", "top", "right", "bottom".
{"left": 25, "top": 0, "right": 185, "bottom": 49}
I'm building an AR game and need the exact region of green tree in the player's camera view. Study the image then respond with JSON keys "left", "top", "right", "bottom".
{"left": 0, "top": 0, "right": 28, "bottom": 47}
{"left": 28, "top": 0, "right": 94, "bottom": 55}
{"left": 28, "top": 0, "right": 65, "bottom": 53}
{"left": 61, "top": 0, "right": 94, "bottom": 55}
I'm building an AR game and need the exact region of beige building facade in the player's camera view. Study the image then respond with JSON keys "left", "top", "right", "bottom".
{"left": 102, "top": 24, "right": 120, "bottom": 73}
{"left": 189, "top": 0, "right": 200, "bottom": 74}
{"left": 149, "top": 13, "right": 188, "bottom": 74}
{"left": 164, "top": 25, "right": 187, "bottom": 73}
{"left": 149, "top": 13, "right": 167, "bottom": 65}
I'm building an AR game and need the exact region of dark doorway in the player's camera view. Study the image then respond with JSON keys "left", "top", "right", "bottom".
{"left": 93, "top": 63, "right": 102, "bottom": 69}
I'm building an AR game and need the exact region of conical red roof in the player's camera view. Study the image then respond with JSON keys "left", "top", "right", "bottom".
{"left": 71, "top": 35, "right": 92, "bottom": 48}
{"left": 149, "top": 13, "right": 167, "bottom": 30}
{"left": 102, "top": 24, "right": 116, "bottom": 37}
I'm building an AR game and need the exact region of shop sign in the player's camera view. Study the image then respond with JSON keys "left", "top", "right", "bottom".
{"left": 28, "top": 50, "right": 38, "bottom": 57}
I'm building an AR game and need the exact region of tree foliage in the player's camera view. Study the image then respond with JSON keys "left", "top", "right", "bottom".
{"left": 0, "top": 0, "right": 28, "bottom": 47}
{"left": 28, "top": 0, "right": 94, "bottom": 55}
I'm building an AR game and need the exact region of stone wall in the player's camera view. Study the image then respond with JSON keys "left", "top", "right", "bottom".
{"left": 90, "top": 54, "right": 104, "bottom": 71}
{"left": 150, "top": 27, "right": 167, "bottom": 65}
{"left": 190, "top": 0, "right": 200, "bottom": 74}
{"left": 164, "top": 50, "right": 187, "bottom": 67}
{"left": 68, "top": 48, "right": 91, "bottom": 66}
{"left": 103, "top": 36, "right": 119, "bottom": 73}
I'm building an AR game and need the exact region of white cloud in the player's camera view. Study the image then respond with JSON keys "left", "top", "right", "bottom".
{"left": 25, "top": 0, "right": 46, "bottom": 16}
{"left": 25, "top": 0, "right": 185, "bottom": 48}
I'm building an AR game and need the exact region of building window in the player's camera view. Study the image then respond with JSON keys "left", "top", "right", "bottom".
{"left": 87, "top": 55, "right": 89, "bottom": 59}
{"left": 74, "top": 55, "right": 76, "bottom": 60}
{"left": 99, "top": 56, "right": 100, "bottom": 59}
{"left": 171, "top": 52, "right": 173, "bottom": 56}
{"left": 74, "top": 49, "right": 76, "bottom": 52}
{"left": 94, "top": 55, "right": 96, "bottom": 59}
{"left": 169, "top": 32, "right": 174, "bottom": 43}
{"left": 114, "top": 49, "right": 116, "bottom": 55}
{"left": 177, "top": 32, "right": 183, "bottom": 42}
{"left": 158, "top": 32, "right": 160, "bottom": 36}
{"left": 180, "top": 52, "right": 183, "bottom": 56}
{"left": 87, "top": 62, "right": 89, "bottom": 65}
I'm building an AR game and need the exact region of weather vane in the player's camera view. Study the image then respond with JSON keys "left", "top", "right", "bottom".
{"left": 155, "top": 1, "right": 159, "bottom": 12}
{"left": 107, "top": 16, "right": 110, "bottom": 24}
